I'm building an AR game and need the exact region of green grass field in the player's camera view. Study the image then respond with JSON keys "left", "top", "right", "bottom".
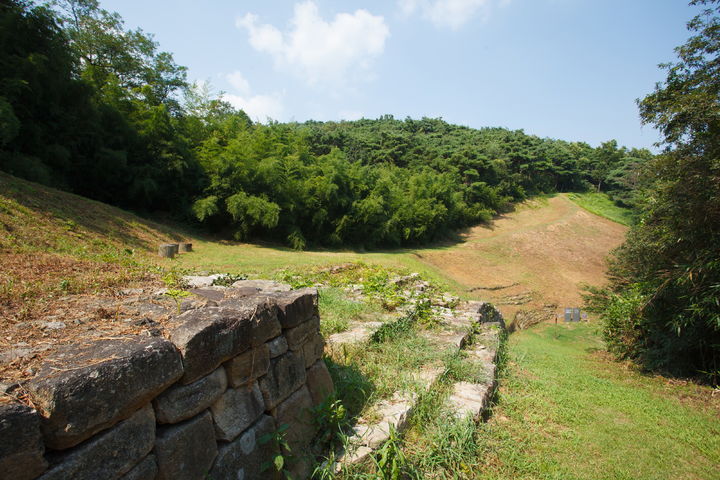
{"left": 473, "top": 323, "right": 719, "bottom": 479}
{"left": 3, "top": 172, "right": 716, "bottom": 479}
{"left": 170, "top": 239, "right": 467, "bottom": 296}
{"left": 565, "top": 192, "right": 636, "bottom": 226}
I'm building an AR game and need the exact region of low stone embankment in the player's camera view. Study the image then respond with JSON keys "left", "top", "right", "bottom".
{"left": 0, "top": 283, "right": 332, "bottom": 480}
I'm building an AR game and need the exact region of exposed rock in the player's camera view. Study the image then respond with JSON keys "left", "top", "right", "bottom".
{"left": 122, "top": 301, "right": 171, "bottom": 318}
{"left": 188, "top": 287, "right": 226, "bottom": 302}
{"left": 27, "top": 337, "right": 182, "bottom": 449}
{"left": 38, "top": 404, "right": 155, "bottom": 480}
{"left": 182, "top": 274, "right": 223, "bottom": 288}
{"left": 327, "top": 322, "right": 382, "bottom": 346}
{"left": 351, "top": 394, "right": 413, "bottom": 449}
{"left": 285, "top": 316, "right": 320, "bottom": 350}
{"left": 153, "top": 367, "right": 227, "bottom": 424}
{"left": 208, "top": 415, "right": 281, "bottom": 480}
{"left": 38, "top": 321, "right": 66, "bottom": 330}
{"left": 267, "top": 336, "right": 289, "bottom": 358}
{"left": 305, "top": 360, "right": 334, "bottom": 407}
{"left": 219, "top": 295, "right": 282, "bottom": 346}
{"left": 211, "top": 383, "right": 266, "bottom": 441}
{"left": 272, "top": 385, "right": 315, "bottom": 459}
{"left": 274, "top": 288, "right": 318, "bottom": 329}
{"left": 0, "top": 402, "right": 48, "bottom": 480}
{"left": 0, "top": 346, "right": 33, "bottom": 365}
{"left": 302, "top": 332, "right": 325, "bottom": 368}
{"left": 155, "top": 411, "right": 217, "bottom": 480}
{"left": 231, "top": 280, "right": 292, "bottom": 292}
{"left": 169, "top": 307, "right": 254, "bottom": 384}
{"left": 224, "top": 345, "right": 270, "bottom": 388}
{"left": 120, "top": 455, "right": 158, "bottom": 480}
{"left": 447, "top": 381, "right": 495, "bottom": 420}
{"left": 258, "top": 351, "right": 306, "bottom": 410}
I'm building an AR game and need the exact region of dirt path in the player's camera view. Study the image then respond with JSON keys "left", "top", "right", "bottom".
{"left": 415, "top": 195, "right": 628, "bottom": 322}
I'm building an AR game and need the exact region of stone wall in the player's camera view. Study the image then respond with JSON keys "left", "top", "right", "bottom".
{"left": 0, "top": 285, "right": 333, "bottom": 480}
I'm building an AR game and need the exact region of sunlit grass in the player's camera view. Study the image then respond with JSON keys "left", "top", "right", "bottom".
{"left": 473, "top": 323, "right": 720, "bottom": 479}
{"left": 565, "top": 192, "right": 636, "bottom": 226}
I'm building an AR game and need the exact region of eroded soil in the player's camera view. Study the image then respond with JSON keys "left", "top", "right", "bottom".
{"left": 416, "top": 195, "right": 628, "bottom": 321}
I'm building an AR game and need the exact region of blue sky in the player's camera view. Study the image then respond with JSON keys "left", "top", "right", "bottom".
{"left": 101, "top": 0, "right": 700, "bottom": 150}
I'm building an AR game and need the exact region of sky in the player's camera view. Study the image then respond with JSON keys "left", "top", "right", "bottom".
{"left": 100, "top": 0, "right": 702, "bottom": 150}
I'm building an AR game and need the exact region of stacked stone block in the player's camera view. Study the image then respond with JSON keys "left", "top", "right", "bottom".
{"left": 0, "top": 285, "right": 334, "bottom": 480}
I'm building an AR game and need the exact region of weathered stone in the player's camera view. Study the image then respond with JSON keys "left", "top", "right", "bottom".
{"left": 302, "top": 332, "right": 325, "bottom": 368}
{"left": 27, "top": 337, "right": 182, "bottom": 449}
{"left": 272, "top": 386, "right": 315, "bottom": 468}
{"left": 478, "top": 301, "right": 505, "bottom": 329}
{"left": 274, "top": 288, "right": 318, "bottom": 329}
{"left": 447, "top": 381, "right": 495, "bottom": 420}
{"left": 231, "top": 280, "right": 292, "bottom": 292}
{"left": 178, "top": 242, "right": 193, "bottom": 253}
{"left": 211, "top": 382, "right": 265, "bottom": 441}
{"left": 0, "top": 402, "right": 48, "bottom": 480}
{"left": 158, "top": 244, "right": 175, "bottom": 258}
{"left": 189, "top": 287, "right": 226, "bottom": 302}
{"left": 225, "top": 345, "right": 270, "bottom": 388}
{"left": 182, "top": 274, "right": 223, "bottom": 288}
{"left": 327, "top": 321, "right": 382, "bottom": 346}
{"left": 350, "top": 394, "right": 413, "bottom": 450}
{"left": 220, "top": 296, "right": 281, "bottom": 346}
{"left": 285, "top": 316, "right": 320, "bottom": 350}
{"left": 155, "top": 411, "right": 217, "bottom": 480}
{"left": 153, "top": 367, "right": 227, "bottom": 424}
{"left": 258, "top": 351, "right": 306, "bottom": 410}
{"left": 120, "top": 455, "right": 158, "bottom": 480}
{"left": 208, "top": 415, "right": 281, "bottom": 480}
{"left": 267, "top": 335, "right": 288, "bottom": 358}
{"left": 169, "top": 307, "right": 254, "bottom": 384}
{"left": 38, "top": 404, "right": 155, "bottom": 480}
{"left": 289, "top": 457, "right": 315, "bottom": 480}
{"left": 306, "top": 360, "right": 334, "bottom": 406}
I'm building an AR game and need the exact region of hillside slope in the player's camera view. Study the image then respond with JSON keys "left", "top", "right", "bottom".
{"left": 1, "top": 172, "right": 627, "bottom": 327}
{"left": 415, "top": 194, "right": 628, "bottom": 322}
{"left": 0, "top": 172, "right": 186, "bottom": 320}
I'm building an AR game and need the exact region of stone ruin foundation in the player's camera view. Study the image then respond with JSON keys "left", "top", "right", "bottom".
{"left": 0, "top": 285, "right": 332, "bottom": 480}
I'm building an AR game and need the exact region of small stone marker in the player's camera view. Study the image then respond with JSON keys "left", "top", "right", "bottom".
{"left": 158, "top": 244, "right": 177, "bottom": 258}
{"left": 564, "top": 307, "right": 583, "bottom": 322}
{"left": 178, "top": 242, "right": 193, "bottom": 253}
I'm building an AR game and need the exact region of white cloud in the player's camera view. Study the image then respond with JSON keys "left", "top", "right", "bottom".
{"left": 237, "top": 2, "right": 390, "bottom": 88}
{"left": 225, "top": 71, "right": 251, "bottom": 95}
{"left": 222, "top": 71, "right": 284, "bottom": 122}
{"left": 399, "top": 0, "right": 509, "bottom": 30}
{"left": 224, "top": 93, "right": 285, "bottom": 122}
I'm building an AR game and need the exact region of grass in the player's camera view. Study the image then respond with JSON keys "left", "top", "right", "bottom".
{"left": 170, "top": 238, "right": 466, "bottom": 297}
{"left": 565, "top": 192, "right": 636, "bottom": 226}
{"left": 319, "top": 287, "right": 389, "bottom": 337}
{"left": 0, "top": 172, "right": 181, "bottom": 319}
{"left": 330, "top": 320, "right": 719, "bottom": 480}
{"left": 5, "top": 172, "right": 717, "bottom": 479}
{"left": 471, "top": 323, "right": 720, "bottom": 479}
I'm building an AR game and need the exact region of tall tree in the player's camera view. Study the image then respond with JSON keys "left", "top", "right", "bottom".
{"left": 588, "top": 0, "right": 720, "bottom": 383}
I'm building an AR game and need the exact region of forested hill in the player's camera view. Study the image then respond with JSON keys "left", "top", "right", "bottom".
{"left": 0, "top": 0, "right": 649, "bottom": 249}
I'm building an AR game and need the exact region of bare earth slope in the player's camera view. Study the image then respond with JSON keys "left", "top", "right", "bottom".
{"left": 416, "top": 195, "right": 628, "bottom": 320}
